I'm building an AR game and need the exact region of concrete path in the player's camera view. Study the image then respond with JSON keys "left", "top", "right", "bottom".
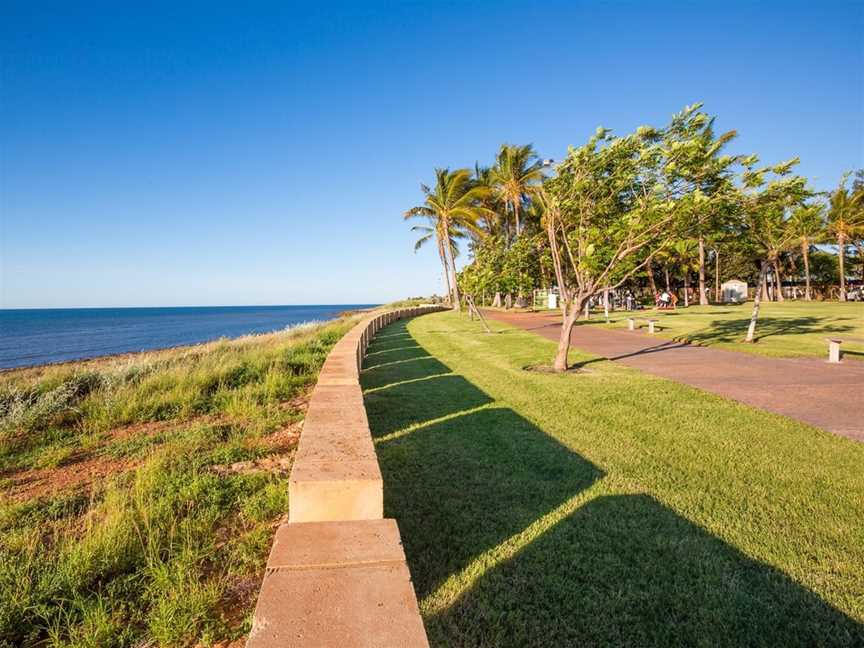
{"left": 484, "top": 310, "right": 864, "bottom": 441}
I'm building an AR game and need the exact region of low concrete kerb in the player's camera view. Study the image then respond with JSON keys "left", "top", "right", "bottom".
{"left": 247, "top": 305, "right": 443, "bottom": 648}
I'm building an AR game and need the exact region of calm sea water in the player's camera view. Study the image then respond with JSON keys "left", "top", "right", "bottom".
{"left": 0, "top": 305, "right": 375, "bottom": 370}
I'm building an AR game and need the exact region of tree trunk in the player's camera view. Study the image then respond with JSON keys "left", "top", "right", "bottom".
{"left": 438, "top": 241, "right": 452, "bottom": 306}
{"left": 466, "top": 296, "right": 492, "bottom": 333}
{"left": 553, "top": 305, "right": 580, "bottom": 372}
{"left": 838, "top": 234, "right": 847, "bottom": 301}
{"left": 514, "top": 201, "right": 521, "bottom": 238}
{"left": 646, "top": 256, "right": 657, "bottom": 295}
{"left": 802, "top": 240, "right": 812, "bottom": 300}
{"left": 714, "top": 249, "right": 720, "bottom": 303}
{"left": 773, "top": 258, "right": 785, "bottom": 302}
{"left": 664, "top": 267, "right": 671, "bottom": 291}
{"left": 746, "top": 261, "right": 769, "bottom": 342}
{"left": 505, "top": 293, "right": 512, "bottom": 309}
{"left": 442, "top": 222, "right": 460, "bottom": 311}
{"left": 603, "top": 288, "right": 610, "bottom": 322}
{"left": 683, "top": 272, "right": 690, "bottom": 307}
{"left": 492, "top": 292, "right": 502, "bottom": 308}
{"left": 698, "top": 236, "right": 708, "bottom": 305}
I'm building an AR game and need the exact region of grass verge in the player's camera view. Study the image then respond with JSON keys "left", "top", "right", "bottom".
{"left": 574, "top": 301, "right": 863, "bottom": 359}
{"left": 362, "top": 312, "right": 864, "bottom": 647}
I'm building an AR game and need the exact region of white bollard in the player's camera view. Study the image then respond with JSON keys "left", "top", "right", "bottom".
{"left": 648, "top": 320, "right": 657, "bottom": 334}
{"left": 627, "top": 318, "right": 635, "bottom": 331}
{"left": 827, "top": 339, "right": 842, "bottom": 364}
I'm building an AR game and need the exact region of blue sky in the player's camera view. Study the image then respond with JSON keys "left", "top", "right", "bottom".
{"left": 2, "top": 1, "right": 862, "bottom": 308}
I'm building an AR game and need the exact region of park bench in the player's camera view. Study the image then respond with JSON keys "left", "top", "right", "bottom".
{"left": 627, "top": 317, "right": 660, "bottom": 334}
{"left": 825, "top": 336, "right": 864, "bottom": 363}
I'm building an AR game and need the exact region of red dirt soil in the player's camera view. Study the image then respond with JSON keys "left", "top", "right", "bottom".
{"left": 2, "top": 396, "right": 310, "bottom": 504}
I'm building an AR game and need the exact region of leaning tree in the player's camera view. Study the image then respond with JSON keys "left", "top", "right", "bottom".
{"left": 660, "top": 104, "right": 740, "bottom": 305}
{"left": 538, "top": 105, "right": 734, "bottom": 371}
{"left": 738, "top": 157, "right": 810, "bottom": 342}
{"left": 404, "top": 168, "right": 490, "bottom": 311}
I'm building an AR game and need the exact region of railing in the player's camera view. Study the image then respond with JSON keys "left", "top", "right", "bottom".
{"left": 246, "top": 306, "right": 443, "bottom": 647}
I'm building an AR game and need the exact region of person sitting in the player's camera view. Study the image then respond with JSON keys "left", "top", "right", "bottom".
{"left": 659, "top": 291, "right": 671, "bottom": 309}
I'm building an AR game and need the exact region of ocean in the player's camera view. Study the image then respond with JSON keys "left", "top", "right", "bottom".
{"left": 0, "top": 305, "right": 375, "bottom": 370}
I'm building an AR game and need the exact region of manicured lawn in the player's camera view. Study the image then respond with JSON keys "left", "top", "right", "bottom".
{"left": 0, "top": 317, "right": 355, "bottom": 647}
{"left": 585, "top": 301, "right": 864, "bottom": 359}
{"left": 361, "top": 312, "right": 864, "bottom": 647}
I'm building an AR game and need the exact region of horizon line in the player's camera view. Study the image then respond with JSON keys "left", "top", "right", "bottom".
{"left": 0, "top": 302, "right": 386, "bottom": 311}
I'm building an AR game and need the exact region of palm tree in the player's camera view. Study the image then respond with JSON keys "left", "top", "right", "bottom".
{"left": 472, "top": 163, "right": 507, "bottom": 240}
{"left": 409, "top": 219, "right": 463, "bottom": 307}
{"left": 490, "top": 144, "right": 544, "bottom": 239}
{"left": 787, "top": 203, "right": 825, "bottom": 300}
{"left": 826, "top": 174, "right": 864, "bottom": 301}
{"left": 404, "top": 168, "right": 490, "bottom": 311}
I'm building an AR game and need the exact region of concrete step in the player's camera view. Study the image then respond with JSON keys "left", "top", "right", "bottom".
{"left": 247, "top": 519, "right": 429, "bottom": 648}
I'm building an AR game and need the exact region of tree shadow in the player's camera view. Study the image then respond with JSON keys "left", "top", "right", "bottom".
{"left": 426, "top": 493, "right": 864, "bottom": 647}
{"left": 375, "top": 407, "right": 603, "bottom": 601}
{"left": 362, "top": 320, "right": 601, "bottom": 596}
{"left": 364, "top": 344, "right": 422, "bottom": 358}
{"left": 362, "top": 319, "right": 864, "bottom": 647}
{"left": 680, "top": 316, "right": 856, "bottom": 345}
{"left": 567, "top": 339, "right": 694, "bottom": 369}
{"left": 364, "top": 374, "right": 493, "bottom": 437}
{"left": 362, "top": 321, "right": 492, "bottom": 433}
{"left": 363, "top": 345, "right": 430, "bottom": 368}
{"left": 362, "top": 355, "right": 451, "bottom": 388}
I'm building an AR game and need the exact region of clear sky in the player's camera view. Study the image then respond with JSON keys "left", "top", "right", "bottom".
{"left": 2, "top": 1, "right": 862, "bottom": 308}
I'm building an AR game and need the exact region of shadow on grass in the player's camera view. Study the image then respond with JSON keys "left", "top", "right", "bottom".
{"left": 377, "top": 406, "right": 602, "bottom": 601}
{"left": 680, "top": 316, "right": 856, "bottom": 345}
{"left": 365, "top": 374, "right": 492, "bottom": 437}
{"left": 427, "top": 493, "right": 864, "bottom": 647}
{"left": 362, "top": 318, "right": 864, "bottom": 647}
{"left": 362, "top": 355, "right": 454, "bottom": 392}
{"left": 363, "top": 345, "right": 430, "bottom": 368}
{"left": 568, "top": 339, "right": 694, "bottom": 369}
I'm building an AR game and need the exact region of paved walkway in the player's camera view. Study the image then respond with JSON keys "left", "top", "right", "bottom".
{"left": 484, "top": 310, "right": 864, "bottom": 441}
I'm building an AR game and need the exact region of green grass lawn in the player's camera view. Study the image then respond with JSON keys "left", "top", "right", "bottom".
{"left": 361, "top": 312, "right": 864, "bottom": 647}
{"left": 0, "top": 317, "right": 356, "bottom": 647}
{"left": 582, "top": 301, "right": 864, "bottom": 359}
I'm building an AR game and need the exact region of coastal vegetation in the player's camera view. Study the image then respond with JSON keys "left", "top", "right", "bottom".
{"left": 0, "top": 316, "right": 357, "bottom": 647}
{"left": 362, "top": 313, "right": 864, "bottom": 646}
{"left": 403, "top": 104, "right": 864, "bottom": 369}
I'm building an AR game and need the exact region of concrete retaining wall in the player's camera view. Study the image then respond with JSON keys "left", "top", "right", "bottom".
{"left": 247, "top": 306, "right": 442, "bottom": 648}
